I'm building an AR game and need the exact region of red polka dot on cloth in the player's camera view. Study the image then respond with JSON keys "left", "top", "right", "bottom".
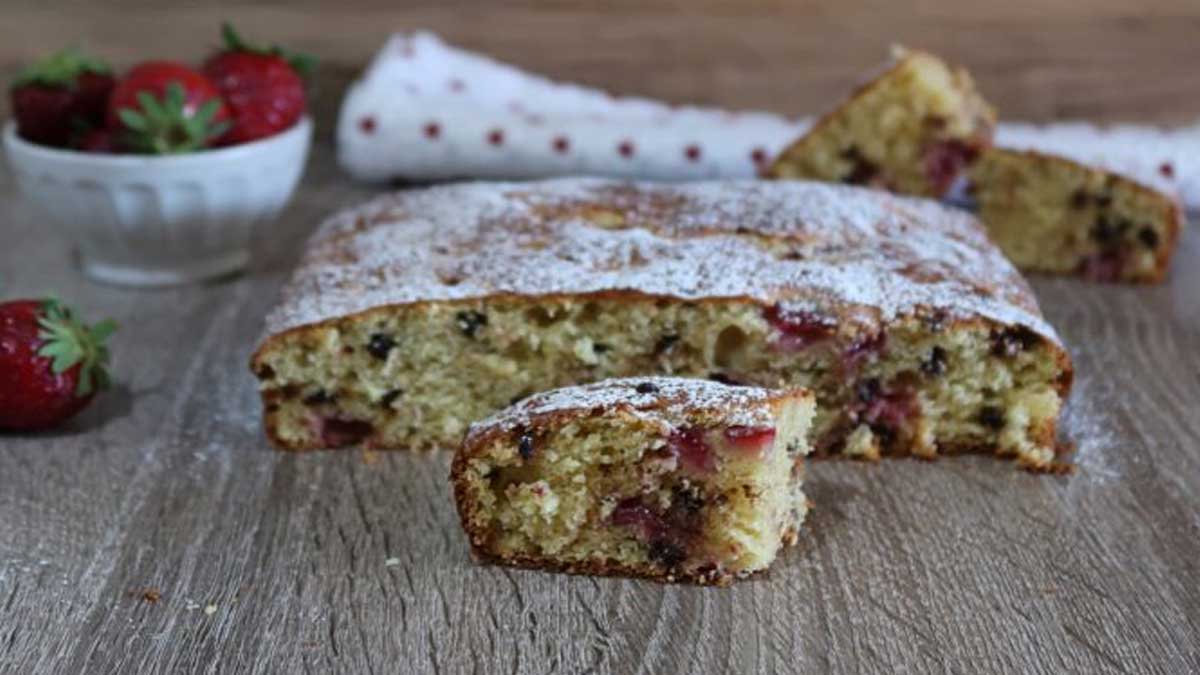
{"left": 751, "top": 147, "right": 768, "bottom": 165}
{"left": 359, "top": 116, "right": 377, "bottom": 134}
{"left": 617, "top": 140, "right": 635, "bottom": 158}
{"left": 684, "top": 145, "right": 701, "bottom": 162}
{"left": 552, "top": 136, "right": 570, "bottom": 154}
{"left": 423, "top": 122, "right": 441, "bottom": 139}
{"left": 487, "top": 129, "right": 505, "bottom": 146}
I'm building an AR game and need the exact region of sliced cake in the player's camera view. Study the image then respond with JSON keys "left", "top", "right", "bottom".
{"left": 765, "top": 46, "right": 995, "bottom": 197}
{"left": 967, "top": 148, "right": 1182, "bottom": 283}
{"left": 250, "top": 178, "right": 1073, "bottom": 468}
{"left": 451, "top": 377, "right": 814, "bottom": 585}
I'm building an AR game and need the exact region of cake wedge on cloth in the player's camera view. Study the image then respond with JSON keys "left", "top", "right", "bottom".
{"left": 250, "top": 178, "right": 1072, "bottom": 468}
{"left": 451, "top": 377, "right": 813, "bottom": 585}
{"left": 968, "top": 148, "right": 1182, "bottom": 283}
{"left": 765, "top": 47, "right": 995, "bottom": 197}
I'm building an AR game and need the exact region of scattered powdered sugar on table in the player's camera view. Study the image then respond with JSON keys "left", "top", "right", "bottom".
{"left": 263, "top": 178, "right": 1060, "bottom": 346}
{"left": 467, "top": 376, "right": 783, "bottom": 438}
{"left": 1059, "top": 371, "right": 1121, "bottom": 483}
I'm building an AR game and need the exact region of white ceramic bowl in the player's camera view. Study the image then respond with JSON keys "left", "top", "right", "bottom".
{"left": 3, "top": 117, "right": 312, "bottom": 286}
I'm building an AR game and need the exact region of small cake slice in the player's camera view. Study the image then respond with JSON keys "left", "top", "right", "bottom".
{"left": 766, "top": 46, "right": 995, "bottom": 197}
{"left": 451, "top": 377, "right": 814, "bottom": 585}
{"left": 967, "top": 148, "right": 1182, "bottom": 283}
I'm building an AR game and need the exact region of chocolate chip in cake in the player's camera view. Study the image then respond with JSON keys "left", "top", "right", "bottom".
{"left": 856, "top": 378, "right": 882, "bottom": 403}
{"left": 518, "top": 432, "right": 536, "bottom": 460}
{"left": 366, "top": 333, "right": 397, "bottom": 360}
{"left": 1089, "top": 216, "right": 1120, "bottom": 245}
{"left": 647, "top": 539, "right": 687, "bottom": 568}
{"left": 593, "top": 342, "right": 612, "bottom": 354}
{"left": 839, "top": 146, "right": 880, "bottom": 185}
{"left": 654, "top": 333, "right": 680, "bottom": 355}
{"left": 1137, "top": 226, "right": 1160, "bottom": 249}
{"left": 455, "top": 310, "right": 488, "bottom": 338}
{"left": 379, "top": 389, "right": 404, "bottom": 407}
{"left": 635, "top": 381, "right": 659, "bottom": 394}
{"left": 978, "top": 406, "right": 1006, "bottom": 430}
{"left": 708, "top": 372, "right": 744, "bottom": 386}
{"left": 921, "top": 346, "right": 947, "bottom": 377}
{"left": 254, "top": 364, "right": 276, "bottom": 380}
{"left": 1095, "top": 193, "right": 1113, "bottom": 208}
{"left": 990, "top": 326, "right": 1040, "bottom": 358}
{"left": 1070, "top": 188, "right": 1090, "bottom": 209}
{"left": 303, "top": 389, "right": 335, "bottom": 406}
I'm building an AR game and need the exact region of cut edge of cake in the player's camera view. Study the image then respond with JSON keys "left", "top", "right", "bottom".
{"left": 968, "top": 147, "right": 1183, "bottom": 284}
{"left": 450, "top": 377, "right": 815, "bottom": 585}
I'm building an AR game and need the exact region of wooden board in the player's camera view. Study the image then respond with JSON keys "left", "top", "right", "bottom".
{"left": 1, "top": 139, "right": 1198, "bottom": 673}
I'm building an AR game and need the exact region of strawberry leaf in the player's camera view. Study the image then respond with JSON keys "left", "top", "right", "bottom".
{"left": 12, "top": 48, "right": 111, "bottom": 89}
{"left": 33, "top": 297, "right": 116, "bottom": 397}
{"left": 119, "top": 82, "right": 227, "bottom": 154}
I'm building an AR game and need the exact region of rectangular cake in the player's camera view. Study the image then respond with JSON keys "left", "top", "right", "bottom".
{"left": 451, "top": 377, "right": 813, "bottom": 585}
{"left": 251, "top": 178, "right": 1072, "bottom": 468}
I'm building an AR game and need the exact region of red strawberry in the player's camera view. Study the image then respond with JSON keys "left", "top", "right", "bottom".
{"left": 0, "top": 298, "right": 116, "bottom": 431}
{"left": 75, "top": 127, "right": 120, "bottom": 153}
{"left": 202, "top": 23, "right": 313, "bottom": 145}
{"left": 107, "top": 61, "right": 230, "bottom": 154}
{"left": 9, "top": 48, "right": 114, "bottom": 148}
{"left": 722, "top": 425, "right": 776, "bottom": 456}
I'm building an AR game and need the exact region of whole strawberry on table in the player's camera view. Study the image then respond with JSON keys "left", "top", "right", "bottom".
{"left": 0, "top": 298, "right": 116, "bottom": 431}
{"left": 7, "top": 23, "right": 313, "bottom": 154}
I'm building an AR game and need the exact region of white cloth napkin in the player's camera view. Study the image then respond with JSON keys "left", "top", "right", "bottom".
{"left": 337, "top": 31, "right": 1200, "bottom": 210}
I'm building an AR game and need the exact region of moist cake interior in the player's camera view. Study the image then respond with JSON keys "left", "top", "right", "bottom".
{"left": 453, "top": 382, "right": 813, "bottom": 584}
{"left": 256, "top": 295, "right": 1067, "bottom": 467}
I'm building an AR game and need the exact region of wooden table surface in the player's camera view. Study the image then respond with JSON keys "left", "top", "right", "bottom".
{"left": 2, "top": 141, "right": 1198, "bottom": 675}
{"left": 1, "top": 13, "right": 1199, "bottom": 657}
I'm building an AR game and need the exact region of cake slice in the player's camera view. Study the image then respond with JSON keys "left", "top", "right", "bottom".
{"left": 765, "top": 46, "right": 995, "bottom": 197}
{"left": 967, "top": 148, "right": 1182, "bottom": 283}
{"left": 451, "top": 377, "right": 814, "bottom": 585}
{"left": 250, "top": 178, "right": 1072, "bottom": 468}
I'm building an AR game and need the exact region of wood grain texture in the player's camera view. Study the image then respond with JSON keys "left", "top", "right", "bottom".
{"left": 0, "top": 139, "right": 1198, "bottom": 673}
{"left": 2, "top": 0, "right": 1200, "bottom": 125}
{"left": 1, "top": 4, "right": 1199, "bottom": 670}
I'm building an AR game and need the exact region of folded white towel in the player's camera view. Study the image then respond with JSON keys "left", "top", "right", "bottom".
{"left": 337, "top": 31, "right": 1200, "bottom": 210}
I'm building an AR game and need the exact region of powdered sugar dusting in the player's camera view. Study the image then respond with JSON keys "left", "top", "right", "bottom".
{"left": 466, "top": 376, "right": 785, "bottom": 439}
{"left": 264, "top": 178, "right": 1060, "bottom": 345}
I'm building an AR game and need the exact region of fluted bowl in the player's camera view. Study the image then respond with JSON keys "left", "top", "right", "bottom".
{"left": 3, "top": 116, "right": 312, "bottom": 287}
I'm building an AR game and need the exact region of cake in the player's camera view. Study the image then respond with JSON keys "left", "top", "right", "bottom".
{"left": 967, "top": 148, "right": 1182, "bottom": 283}
{"left": 250, "top": 178, "right": 1073, "bottom": 468}
{"left": 451, "top": 377, "right": 813, "bottom": 585}
{"left": 765, "top": 47, "right": 995, "bottom": 198}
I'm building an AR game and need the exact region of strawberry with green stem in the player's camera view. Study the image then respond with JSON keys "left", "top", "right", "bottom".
{"left": 203, "top": 22, "right": 314, "bottom": 144}
{"left": 9, "top": 48, "right": 115, "bottom": 148}
{"left": 107, "top": 61, "right": 230, "bottom": 154}
{"left": 0, "top": 298, "right": 116, "bottom": 431}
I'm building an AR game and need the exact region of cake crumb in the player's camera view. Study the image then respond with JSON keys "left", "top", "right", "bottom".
{"left": 204, "top": 604, "right": 218, "bottom": 616}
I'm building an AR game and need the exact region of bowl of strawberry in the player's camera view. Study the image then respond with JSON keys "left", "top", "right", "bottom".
{"left": 3, "top": 25, "right": 314, "bottom": 287}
